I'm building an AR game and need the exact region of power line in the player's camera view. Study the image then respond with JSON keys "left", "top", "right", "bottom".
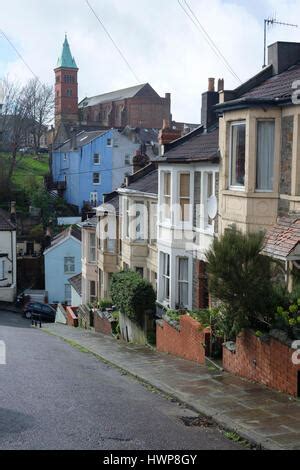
{"left": 0, "top": 160, "right": 137, "bottom": 178}
{"left": 178, "top": 0, "right": 242, "bottom": 84}
{"left": 84, "top": 0, "right": 140, "bottom": 83}
{"left": 0, "top": 29, "right": 39, "bottom": 80}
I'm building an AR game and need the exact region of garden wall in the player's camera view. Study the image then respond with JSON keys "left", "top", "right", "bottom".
{"left": 94, "top": 311, "right": 113, "bottom": 336}
{"left": 223, "top": 329, "right": 300, "bottom": 397}
{"left": 65, "top": 306, "right": 78, "bottom": 327}
{"left": 156, "top": 315, "right": 209, "bottom": 364}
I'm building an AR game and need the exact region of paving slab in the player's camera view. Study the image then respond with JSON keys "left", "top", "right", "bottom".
{"left": 42, "top": 323, "right": 300, "bottom": 450}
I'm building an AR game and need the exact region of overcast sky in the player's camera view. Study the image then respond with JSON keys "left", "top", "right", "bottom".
{"left": 1, "top": 0, "right": 300, "bottom": 123}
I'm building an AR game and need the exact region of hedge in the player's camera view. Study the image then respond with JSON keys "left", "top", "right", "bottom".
{"left": 110, "top": 270, "right": 156, "bottom": 324}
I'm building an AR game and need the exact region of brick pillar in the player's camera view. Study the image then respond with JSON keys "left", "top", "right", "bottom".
{"left": 193, "top": 260, "right": 209, "bottom": 310}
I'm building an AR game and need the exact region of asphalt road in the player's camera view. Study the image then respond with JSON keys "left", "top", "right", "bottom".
{"left": 0, "top": 311, "right": 241, "bottom": 450}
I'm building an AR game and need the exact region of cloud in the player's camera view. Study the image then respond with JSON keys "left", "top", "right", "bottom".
{"left": 1, "top": 0, "right": 299, "bottom": 122}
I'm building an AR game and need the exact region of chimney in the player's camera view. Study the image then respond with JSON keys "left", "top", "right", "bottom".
{"left": 208, "top": 78, "right": 215, "bottom": 92}
{"left": 201, "top": 77, "right": 219, "bottom": 129}
{"left": 218, "top": 78, "right": 224, "bottom": 92}
{"left": 158, "top": 122, "right": 182, "bottom": 146}
{"left": 10, "top": 201, "right": 16, "bottom": 224}
{"left": 268, "top": 41, "right": 300, "bottom": 75}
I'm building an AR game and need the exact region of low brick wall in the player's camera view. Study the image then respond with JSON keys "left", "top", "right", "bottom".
{"left": 223, "top": 330, "right": 300, "bottom": 397}
{"left": 156, "top": 315, "right": 208, "bottom": 364}
{"left": 65, "top": 307, "right": 78, "bottom": 328}
{"left": 94, "top": 311, "right": 112, "bottom": 336}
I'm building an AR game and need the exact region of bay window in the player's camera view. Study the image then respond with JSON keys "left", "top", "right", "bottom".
{"left": 178, "top": 257, "right": 189, "bottom": 308}
{"left": 179, "top": 173, "right": 190, "bottom": 222}
{"left": 230, "top": 122, "right": 246, "bottom": 187}
{"left": 163, "top": 172, "right": 171, "bottom": 219}
{"left": 256, "top": 120, "right": 275, "bottom": 191}
{"left": 89, "top": 233, "right": 96, "bottom": 262}
{"left": 161, "top": 253, "right": 170, "bottom": 302}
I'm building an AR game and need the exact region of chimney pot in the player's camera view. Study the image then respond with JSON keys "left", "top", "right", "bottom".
{"left": 218, "top": 78, "right": 224, "bottom": 92}
{"left": 162, "top": 119, "right": 169, "bottom": 130}
{"left": 208, "top": 78, "right": 215, "bottom": 92}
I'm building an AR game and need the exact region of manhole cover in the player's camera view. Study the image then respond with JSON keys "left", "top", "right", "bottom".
{"left": 179, "top": 416, "right": 214, "bottom": 428}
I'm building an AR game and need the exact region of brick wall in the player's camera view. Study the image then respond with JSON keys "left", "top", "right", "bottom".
{"left": 156, "top": 315, "right": 209, "bottom": 364}
{"left": 223, "top": 329, "right": 300, "bottom": 397}
{"left": 65, "top": 306, "right": 78, "bottom": 327}
{"left": 94, "top": 312, "right": 112, "bottom": 336}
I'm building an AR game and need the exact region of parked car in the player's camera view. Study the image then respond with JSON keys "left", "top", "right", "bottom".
{"left": 23, "top": 302, "right": 56, "bottom": 322}
{"left": 19, "top": 147, "right": 34, "bottom": 154}
{"left": 37, "top": 147, "right": 48, "bottom": 154}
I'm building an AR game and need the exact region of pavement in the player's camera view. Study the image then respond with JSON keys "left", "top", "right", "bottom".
{"left": 41, "top": 321, "right": 300, "bottom": 450}
{"left": 0, "top": 311, "right": 241, "bottom": 450}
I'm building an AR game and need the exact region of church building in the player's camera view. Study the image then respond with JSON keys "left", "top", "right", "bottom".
{"left": 53, "top": 36, "right": 172, "bottom": 146}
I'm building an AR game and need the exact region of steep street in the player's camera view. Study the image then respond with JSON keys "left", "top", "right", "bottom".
{"left": 0, "top": 312, "right": 240, "bottom": 450}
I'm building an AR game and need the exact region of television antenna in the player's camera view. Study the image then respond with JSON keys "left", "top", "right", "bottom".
{"left": 263, "top": 17, "right": 298, "bottom": 68}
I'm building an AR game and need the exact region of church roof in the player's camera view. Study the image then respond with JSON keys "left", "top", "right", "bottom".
{"left": 78, "top": 83, "right": 156, "bottom": 108}
{"left": 56, "top": 35, "right": 78, "bottom": 69}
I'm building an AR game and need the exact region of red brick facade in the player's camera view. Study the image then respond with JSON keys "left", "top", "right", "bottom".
{"left": 80, "top": 86, "right": 171, "bottom": 130}
{"left": 223, "top": 330, "right": 300, "bottom": 397}
{"left": 156, "top": 315, "right": 209, "bottom": 364}
{"left": 94, "top": 312, "right": 112, "bottom": 336}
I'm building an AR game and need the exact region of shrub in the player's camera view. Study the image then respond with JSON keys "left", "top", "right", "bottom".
{"left": 99, "top": 299, "right": 113, "bottom": 310}
{"left": 110, "top": 270, "right": 156, "bottom": 324}
{"left": 165, "top": 309, "right": 182, "bottom": 322}
{"left": 206, "top": 228, "right": 274, "bottom": 340}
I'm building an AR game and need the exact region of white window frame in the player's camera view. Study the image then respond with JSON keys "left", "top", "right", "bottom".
{"left": 90, "top": 192, "right": 98, "bottom": 206}
{"left": 255, "top": 119, "right": 275, "bottom": 192}
{"left": 162, "top": 172, "right": 171, "bottom": 221}
{"left": 0, "top": 260, "right": 5, "bottom": 280}
{"left": 161, "top": 252, "right": 170, "bottom": 303}
{"left": 229, "top": 121, "right": 246, "bottom": 191}
{"left": 177, "top": 257, "right": 189, "bottom": 308}
{"left": 89, "top": 233, "right": 96, "bottom": 263}
{"left": 93, "top": 172, "right": 101, "bottom": 185}
{"left": 107, "top": 138, "right": 112, "bottom": 147}
{"left": 178, "top": 172, "right": 191, "bottom": 223}
{"left": 93, "top": 153, "right": 101, "bottom": 165}
{"left": 64, "top": 257, "right": 75, "bottom": 274}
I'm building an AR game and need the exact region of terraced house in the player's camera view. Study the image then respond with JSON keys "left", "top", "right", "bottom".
{"left": 157, "top": 80, "right": 221, "bottom": 311}
{"left": 216, "top": 41, "right": 300, "bottom": 289}
{"left": 0, "top": 206, "right": 17, "bottom": 302}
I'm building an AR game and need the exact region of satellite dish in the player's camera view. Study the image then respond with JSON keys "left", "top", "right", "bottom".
{"left": 207, "top": 195, "right": 218, "bottom": 220}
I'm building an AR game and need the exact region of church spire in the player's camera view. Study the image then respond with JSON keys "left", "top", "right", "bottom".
{"left": 56, "top": 35, "right": 78, "bottom": 69}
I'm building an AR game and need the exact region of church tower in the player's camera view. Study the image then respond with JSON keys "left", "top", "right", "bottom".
{"left": 54, "top": 35, "right": 79, "bottom": 128}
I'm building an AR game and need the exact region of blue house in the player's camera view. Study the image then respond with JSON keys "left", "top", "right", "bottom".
{"left": 51, "top": 128, "right": 140, "bottom": 209}
{"left": 44, "top": 226, "right": 82, "bottom": 305}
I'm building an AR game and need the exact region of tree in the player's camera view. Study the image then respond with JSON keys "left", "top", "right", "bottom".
{"left": 110, "top": 270, "right": 156, "bottom": 324}
{"left": 0, "top": 78, "right": 31, "bottom": 179}
{"left": 23, "top": 78, "right": 54, "bottom": 154}
{"left": 206, "top": 228, "right": 274, "bottom": 339}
